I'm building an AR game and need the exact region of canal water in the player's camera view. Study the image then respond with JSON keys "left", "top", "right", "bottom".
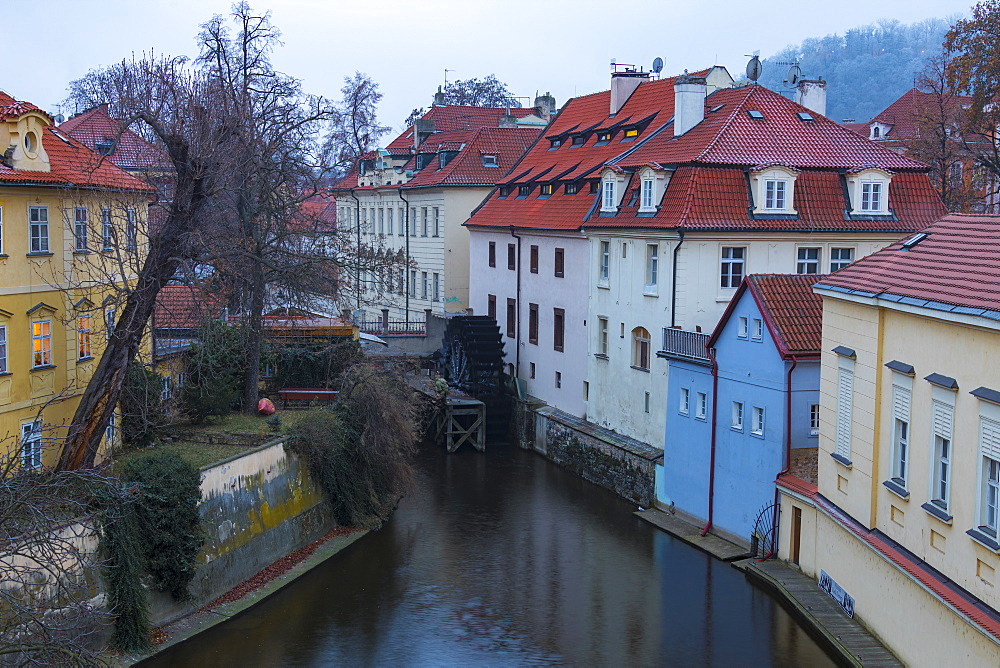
{"left": 145, "top": 444, "right": 835, "bottom": 667}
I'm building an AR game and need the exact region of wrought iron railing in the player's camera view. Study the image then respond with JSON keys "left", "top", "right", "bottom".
{"left": 660, "top": 328, "right": 710, "bottom": 362}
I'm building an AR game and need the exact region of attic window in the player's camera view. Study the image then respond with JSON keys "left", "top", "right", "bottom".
{"left": 518, "top": 185, "right": 531, "bottom": 197}
{"left": 902, "top": 232, "right": 929, "bottom": 249}
{"left": 709, "top": 104, "right": 726, "bottom": 113}
{"left": 746, "top": 110, "right": 765, "bottom": 120}
{"left": 540, "top": 184, "right": 554, "bottom": 196}
{"left": 482, "top": 154, "right": 499, "bottom": 167}
{"left": 873, "top": 127, "right": 881, "bottom": 138}
{"left": 571, "top": 135, "right": 586, "bottom": 147}
{"left": 50, "top": 128, "right": 74, "bottom": 146}
{"left": 623, "top": 127, "right": 639, "bottom": 139}
{"left": 549, "top": 138, "right": 562, "bottom": 149}
{"left": 796, "top": 112, "right": 814, "bottom": 122}
{"left": 565, "top": 182, "right": 578, "bottom": 195}
{"left": 498, "top": 185, "right": 511, "bottom": 198}
{"left": 589, "top": 181, "right": 600, "bottom": 194}
{"left": 597, "top": 131, "right": 612, "bottom": 143}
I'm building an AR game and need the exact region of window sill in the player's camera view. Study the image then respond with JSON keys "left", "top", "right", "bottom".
{"left": 630, "top": 365, "right": 650, "bottom": 373}
{"left": 643, "top": 288, "right": 658, "bottom": 297}
{"left": 597, "top": 282, "right": 610, "bottom": 290}
{"left": 830, "top": 452, "right": 853, "bottom": 469}
{"left": 921, "top": 502, "right": 953, "bottom": 525}
{"left": 594, "top": 353, "right": 609, "bottom": 361}
{"left": 882, "top": 478, "right": 910, "bottom": 500}
{"left": 78, "top": 356, "right": 94, "bottom": 363}
{"left": 0, "top": 254, "right": 7, "bottom": 258}
{"left": 27, "top": 252, "right": 54, "bottom": 257}
{"left": 966, "top": 528, "right": 1000, "bottom": 552}
{"left": 731, "top": 425, "right": 743, "bottom": 433}
{"left": 73, "top": 250, "right": 92, "bottom": 255}
{"left": 30, "top": 364, "right": 56, "bottom": 372}
{"left": 0, "top": 371, "right": 11, "bottom": 377}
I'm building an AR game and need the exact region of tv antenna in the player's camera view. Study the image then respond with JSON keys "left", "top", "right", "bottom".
{"left": 444, "top": 69, "right": 455, "bottom": 87}
{"left": 745, "top": 52, "right": 762, "bottom": 83}
{"left": 773, "top": 60, "right": 801, "bottom": 88}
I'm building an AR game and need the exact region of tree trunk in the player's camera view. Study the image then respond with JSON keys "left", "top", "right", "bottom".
{"left": 241, "top": 256, "right": 266, "bottom": 414}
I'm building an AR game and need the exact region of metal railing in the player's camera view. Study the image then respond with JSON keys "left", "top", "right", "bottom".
{"left": 660, "top": 328, "right": 710, "bottom": 362}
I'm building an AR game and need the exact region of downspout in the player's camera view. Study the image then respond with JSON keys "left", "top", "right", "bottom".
{"left": 509, "top": 225, "right": 522, "bottom": 376}
{"left": 670, "top": 230, "right": 685, "bottom": 329}
{"left": 701, "top": 345, "right": 719, "bottom": 536}
{"left": 761, "top": 355, "right": 798, "bottom": 561}
{"left": 398, "top": 188, "right": 411, "bottom": 323}
{"left": 349, "top": 189, "right": 362, "bottom": 312}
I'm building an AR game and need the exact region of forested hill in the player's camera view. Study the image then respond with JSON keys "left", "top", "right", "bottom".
{"left": 756, "top": 18, "right": 955, "bottom": 124}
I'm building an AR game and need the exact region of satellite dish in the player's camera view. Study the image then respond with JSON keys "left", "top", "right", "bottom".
{"left": 652, "top": 57, "right": 664, "bottom": 74}
{"left": 786, "top": 64, "right": 801, "bottom": 86}
{"left": 746, "top": 56, "right": 762, "bottom": 82}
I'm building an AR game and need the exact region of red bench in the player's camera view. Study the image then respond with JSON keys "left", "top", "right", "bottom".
{"left": 278, "top": 388, "right": 339, "bottom": 408}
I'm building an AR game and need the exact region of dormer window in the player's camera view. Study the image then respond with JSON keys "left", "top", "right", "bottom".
{"left": 750, "top": 165, "right": 798, "bottom": 215}
{"left": 873, "top": 127, "right": 881, "bottom": 138}
{"left": 518, "top": 185, "right": 531, "bottom": 198}
{"left": 861, "top": 182, "right": 882, "bottom": 211}
{"left": 499, "top": 185, "right": 510, "bottom": 198}
{"left": 641, "top": 178, "right": 654, "bottom": 209}
{"left": 846, "top": 168, "right": 891, "bottom": 215}
{"left": 764, "top": 179, "right": 786, "bottom": 210}
{"left": 540, "top": 184, "right": 554, "bottom": 196}
{"left": 596, "top": 131, "right": 612, "bottom": 144}
{"left": 482, "top": 154, "right": 498, "bottom": 167}
{"left": 565, "top": 182, "right": 578, "bottom": 195}
{"left": 589, "top": 181, "right": 600, "bottom": 194}
{"left": 622, "top": 127, "right": 639, "bottom": 141}
{"left": 571, "top": 135, "right": 586, "bottom": 147}
{"left": 602, "top": 179, "right": 616, "bottom": 211}
{"left": 549, "top": 138, "right": 562, "bottom": 149}
{"left": 636, "top": 167, "right": 670, "bottom": 213}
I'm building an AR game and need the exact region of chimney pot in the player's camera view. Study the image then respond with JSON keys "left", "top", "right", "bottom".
{"left": 673, "top": 75, "right": 708, "bottom": 137}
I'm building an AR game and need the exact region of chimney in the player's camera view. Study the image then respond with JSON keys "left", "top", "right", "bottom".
{"left": 673, "top": 74, "right": 707, "bottom": 137}
{"left": 610, "top": 70, "right": 649, "bottom": 115}
{"left": 413, "top": 119, "right": 435, "bottom": 150}
{"left": 534, "top": 91, "right": 557, "bottom": 118}
{"left": 795, "top": 79, "right": 827, "bottom": 117}
{"left": 499, "top": 114, "right": 518, "bottom": 128}
{"left": 433, "top": 85, "right": 446, "bottom": 107}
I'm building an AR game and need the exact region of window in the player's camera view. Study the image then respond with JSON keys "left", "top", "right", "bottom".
{"left": 599, "top": 241, "right": 610, "bottom": 282}
{"left": 518, "top": 185, "right": 531, "bottom": 197}
{"left": 506, "top": 299, "right": 516, "bottom": 337}
{"left": 529, "top": 362, "right": 536, "bottom": 379}
{"left": 835, "top": 363, "right": 854, "bottom": 462}
{"left": 489, "top": 241, "right": 496, "bottom": 267}
{"left": 21, "top": 422, "right": 41, "bottom": 470}
{"left": 421, "top": 207, "right": 428, "bottom": 236}
{"left": 410, "top": 270, "right": 417, "bottom": 297}
{"left": 555, "top": 371, "right": 562, "bottom": 388}
{"left": 530, "top": 245, "right": 539, "bottom": 273}
{"left": 752, "top": 318, "right": 763, "bottom": 341}
{"left": 590, "top": 181, "right": 600, "bottom": 194}
{"left": 830, "top": 248, "right": 854, "bottom": 272}
{"left": 528, "top": 303, "right": 539, "bottom": 344}
{"left": 930, "top": 400, "right": 954, "bottom": 512}
{"left": 737, "top": 316, "right": 748, "bottom": 338}
{"left": 161, "top": 376, "right": 172, "bottom": 401}
{"left": 598, "top": 317, "right": 609, "bottom": 356}
{"left": 29, "top": 206, "right": 48, "bottom": 253}
{"left": 126, "top": 209, "right": 136, "bottom": 250}
{"left": 810, "top": 404, "right": 820, "bottom": 435}
{"left": 632, "top": 327, "right": 650, "bottom": 370}
{"left": 549, "top": 138, "right": 562, "bottom": 149}
{"left": 565, "top": 182, "right": 577, "bottom": 195}
{"left": 641, "top": 178, "right": 654, "bottom": 210}
{"left": 891, "top": 385, "right": 911, "bottom": 486}
{"left": 602, "top": 179, "right": 616, "bottom": 211}
{"left": 571, "top": 134, "right": 586, "bottom": 147}
{"left": 0, "top": 325, "right": 6, "bottom": 373}
{"left": 645, "top": 244, "right": 658, "bottom": 291}
{"left": 696, "top": 392, "right": 707, "bottom": 420}
{"left": 421, "top": 272, "right": 428, "bottom": 300}
{"left": 507, "top": 244, "right": 516, "bottom": 270}
{"left": 74, "top": 207, "right": 88, "bottom": 251}
{"left": 487, "top": 294, "right": 496, "bottom": 320}
{"left": 540, "top": 184, "right": 553, "bottom": 196}
{"left": 102, "top": 209, "right": 113, "bottom": 251}
{"left": 553, "top": 308, "right": 565, "bottom": 352}
{"left": 433, "top": 273, "right": 440, "bottom": 302}
{"left": 732, "top": 401, "right": 744, "bottom": 430}
{"left": 764, "top": 179, "right": 787, "bottom": 210}
{"left": 644, "top": 391, "right": 651, "bottom": 414}
{"left": 78, "top": 315, "right": 92, "bottom": 359}
{"left": 411, "top": 208, "right": 417, "bottom": 236}
{"left": 720, "top": 247, "right": 745, "bottom": 288}
{"left": 751, "top": 406, "right": 765, "bottom": 435}
{"left": 106, "top": 412, "right": 116, "bottom": 446}
{"left": 499, "top": 185, "right": 511, "bottom": 197}
{"left": 387, "top": 207, "right": 394, "bottom": 235}
{"left": 623, "top": 127, "right": 639, "bottom": 139}
{"left": 433, "top": 208, "right": 440, "bottom": 237}
{"left": 32, "top": 320, "right": 52, "bottom": 368}
{"left": 861, "top": 182, "right": 882, "bottom": 211}
{"left": 597, "top": 131, "right": 612, "bottom": 143}
{"left": 482, "top": 154, "right": 498, "bottom": 167}
{"left": 797, "top": 247, "right": 820, "bottom": 274}
{"left": 680, "top": 388, "right": 690, "bottom": 415}
{"left": 554, "top": 248, "right": 565, "bottom": 277}
{"left": 0, "top": 205, "right": 3, "bottom": 254}
{"left": 378, "top": 208, "right": 384, "bottom": 234}
{"left": 105, "top": 309, "right": 116, "bottom": 341}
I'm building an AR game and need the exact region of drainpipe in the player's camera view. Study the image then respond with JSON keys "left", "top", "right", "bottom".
{"left": 670, "top": 230, "right": 685, "bottom": 329}
{"left": 509, "top": 225, "right": 522, "bottom": 376}
{"left": 398, "top": 188, "right": 411, "bottom": 324}
{"left": 701, "top": 345, "right": 719, "bottom": 536}
{"left": 349, "top": 189, "right": 362, "bottom": 312}
{"left": 761, "top": 355, "right": 798, "bottom": 561}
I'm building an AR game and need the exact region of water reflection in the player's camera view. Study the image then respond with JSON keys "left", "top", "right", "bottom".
{"left": 143, "top": 445, "right": 834, "bottom": 667}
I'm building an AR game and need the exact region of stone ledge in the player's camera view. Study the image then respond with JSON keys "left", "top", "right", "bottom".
{"left": 536, "top": 406, "right": 662, "bottom": 461}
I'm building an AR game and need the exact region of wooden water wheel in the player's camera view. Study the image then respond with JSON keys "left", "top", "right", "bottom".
{"left": 441, "top": 316, "right": 505, "bottom": 397}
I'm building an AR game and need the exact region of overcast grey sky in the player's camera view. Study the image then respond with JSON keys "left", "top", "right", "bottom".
{"left": 10, "top": 0, "right": 972, "bottom": 133}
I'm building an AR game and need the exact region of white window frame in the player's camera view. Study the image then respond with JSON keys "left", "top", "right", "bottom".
{"left": 421, "top": 272, "right": 428, "bottom": 300}
{"left": 835, "top": 359, "right": 855, "bottom": 462}
{"left": 752, "top": 318, "right": 763, "bottom": 341}
{"left": 797, "top": 247, "right": 821, "bottom": 275}
{"left": 751, "top": 406, "right": 765, "bottom": 436}
{"left": 433, "top": 272, "right": 440, "bottom": 302}
{"left": 31, "top": 320, "right": 52, "bottom": 368}
{"left": 680, "top": 388, "right": 690, "bottom": 415}
{"left": 398, "top": 207, "right": 405, "bottom": 236}
{"left": 21, "top": 421, "right": 42, "bottom": 470}
{"left": 830, "top": 247, "right": 854, "bottom": 272}
{"left": 0, "top": 324, "right": 6, "bottom": 373}
{"left": 378, "top": 208, "right": 384, "bottom": 235}
{"left": 764, "top": 179, "right": 787, "bottom": 210}
{"left": 731, "top": 401, "right": 744, "bottom": 430}
{"left": 105, "top": 411, "right": 116, "bottom": 446}
{"left": 861, "top": 181, "right": 882, "bottom": 212}
{"left": 737, "top": 316, "right": 748, "bottom": 339}
{"left": 125, "top": 208, "right": 137, "bottom": 250}
{"left": 78, "top": 315, "right": 92, "bottom": 360}
{"left": 644, "top": 244, "right": 658, "bottom": 293}
{"left": 101, "top": 208, "right": 113, "bottom": 252}
{"left": 161, "top": 376, "right": 171, "bottom": 401}
{"left": 929, "top": 397, "right": 954, "bottom": 512}
{"left": 599, "top": 241, "right": 610, "bottom": 283}
{"left": 977, "top": 401, "right": 1000, "bottom": 539}
{"left": 387, "top": 207, "right": 394, "bottom": 235}
{"left": 105, "top": 308, "right": 116, "bottom": 342}
{"left": 696, "top": 392, "right": 708, "bottom": 420}
{"left": 720, "top": 247, "right": 745, "bottom": 289}
{"left": 810, "top": 404, "right": 820, "bottom": 436}
{"left": 602, "top": 179, "right": 616, "bottom": 212}
{"left": 640, "top": 177, "right": 655, "bottom": 211}
{"left": 0, "top": 204, "right": 4, "bottom": 254}
{"left": 74, "top": 207, "right": 88, "bottom": 251}
{"left": 29, "top": 206, "right": 49, "bottom": 253}
{"left": 433, "top": 207, "right": 440, "bottom": 237}
{"left": 598, "top": 317, "right": 609, "bottom": 356}
{"left": 890, "top": 381, "right": 912, "bottom": 487}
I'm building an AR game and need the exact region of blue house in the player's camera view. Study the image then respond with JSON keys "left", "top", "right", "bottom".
{"left": 657, "top": 274, "right": 824, "bottom": 547}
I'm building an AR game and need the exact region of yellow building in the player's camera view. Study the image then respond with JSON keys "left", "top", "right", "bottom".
{"left": 0, "top": 91, "right": 154, "bottom": 469}
{"left": 776, "top": 213, "right": 1000, "bottom": 665}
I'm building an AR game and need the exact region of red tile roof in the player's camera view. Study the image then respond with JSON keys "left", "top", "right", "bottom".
{"left": 0, "top": 90, "right": 47, "bottom": 121}
{"left": 405, "top": 126, "right": 538, "bottom": 188}
{"left": 815, "top": 213, "right": 1000, "bottom": 315}
{"left": 866, "top": 88, "right": 973, "bottom": 142}
{"left": 59, "top": 104, "right": 172, "bottom": 172}
{"left": 153, "top": 285, "right": 228, "bottom": 330}
{"left": 748, "top": 274, "right": 826, "bottom": 355}
{"left": 468, "top": 76, "right": 945, "bottom": 234}
{"left": 295, "top": 193, "right": 338, "bottom": 232}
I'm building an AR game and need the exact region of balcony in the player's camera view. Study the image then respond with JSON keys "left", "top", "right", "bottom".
{"left": 659, "top": 328, "right": 710, "bottom": 364}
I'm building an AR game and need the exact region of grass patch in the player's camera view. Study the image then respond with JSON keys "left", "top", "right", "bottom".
{"left": 115, "top": 442, "right": 251, "bottom": 471}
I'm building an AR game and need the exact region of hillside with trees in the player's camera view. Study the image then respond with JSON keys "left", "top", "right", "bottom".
{"left": 757, "top": 17, "right": 956, "bottom": 123}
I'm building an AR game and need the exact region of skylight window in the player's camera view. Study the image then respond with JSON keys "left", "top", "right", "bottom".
{"left": 796, "top": 112, "right": 814, "bottom": 122}
{"left": 709, "top": 104, "right": 726, "bottom": 113}
{"left": 482, "top": 154, "right": 498, "bottom": 167}
{"left": 902, "top": 232, "right": 929, "bottom": 249}
{"left": 746, "top": 110, "right": 765, "bottom": 120}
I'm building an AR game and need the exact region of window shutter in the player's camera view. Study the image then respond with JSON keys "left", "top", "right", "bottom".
{"left": 836, "top": 369, "right": 853, "bottom": 458}
{"left": 932, "top": 400, "right": 953, "bottom": 439}
{"left": 892, "top": 386, "right": 910, "bottom": 421}
{"left": 982, "top": 418, "right": 1000, "bottom": 461}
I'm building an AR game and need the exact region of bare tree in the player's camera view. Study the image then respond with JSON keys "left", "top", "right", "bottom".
{"left": 443, "top": 75, "right": 520, "bottom": 108}
{"left": 326, "top": 71, "right": 391, "bottom": 170}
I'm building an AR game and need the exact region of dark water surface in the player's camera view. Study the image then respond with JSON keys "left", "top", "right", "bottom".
{"left": 144, "top": 444, "right": 835, "bottom": 667}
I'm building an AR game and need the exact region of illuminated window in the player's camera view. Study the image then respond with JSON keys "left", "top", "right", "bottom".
{"left": 32, "top": 320, "right": 51, "bottom": 367}
{"left": 78, "top": 315, "right": 92, "bottom": 359}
